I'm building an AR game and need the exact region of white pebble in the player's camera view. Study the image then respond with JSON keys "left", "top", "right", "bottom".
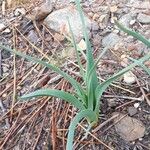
{"left": 14, "top": 7, "right": 26, "bottom": 16}
{"left": 77, "top": 39, "right": 86, "bottom": 50}
{"left": 130, "top": 20, "right": 136, "bottom": 25}
{"left": 138, "top": 138, "right": 143, "bottom": 141}
{"left": 0, "top": 23, "right": 6, "bottom": 31}
{"left": 3, "top": 28, "right": 11, "bottom": 34}
{"left": 123, "top": 71, "right": 136, "bottom": 84}
{"left": 134, "top": 103, "right": 140, "bottom": 108}
{"left": 120, "top": 54, "right": 129, "bottom": 67}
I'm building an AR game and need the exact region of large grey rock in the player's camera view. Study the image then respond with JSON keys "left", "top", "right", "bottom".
{"left": 113, "top": 112, "right": 145, "bottom": 141}
{"left": 102, "top": 33, "right": 121, "bottom": 48}
{"left": 44, "top": 6, "right": 98, "bottom": 41}
{"left": 137, "top": 13, "right": 150, "bottom": 24}
{"left": 34, "top": 0, "right": 53, "bottom": 21}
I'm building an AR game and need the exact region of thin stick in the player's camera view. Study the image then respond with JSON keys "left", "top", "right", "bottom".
{"left": 103, "top": 95, "right": 143, "bottom": 101}
{"left": 136, "top": 77, "right": 150, "bottom": 106}
{"left": 92, "top": 114, "right": 119, "bottom": 133}
{"left": 0, "top": 48, "right": 2, "bottom": 77}
{"left": 78, "top": 124, "right": 113, "bottom": 150}
{"left": 10, "top": 28, "right": 17, "bottom": 122}
{"left": 32, "top": 105, "right": 48, "bottom": 150}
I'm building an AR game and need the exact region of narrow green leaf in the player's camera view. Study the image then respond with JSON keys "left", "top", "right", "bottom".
{"left": 88, "top": 47, "right": 108, "bottom": 81}
{"left": 95, "top": 52, "right": 150, "bottom": 114}
{"left": 66, "top": 110, "right": 97, "bottom": 150}
{"left": 87, "top": 47, "right": 108, "bottom": 110}
{"left": 75, "top": 0, "right": 98, "bottom": 110}
{"left": 129, "top": 57, "right": 150, "bottom": 76}
{"left": 115, "top": 20, "right": 150, "bottom": 48}
{"left": 67, "top": 18, "right": 85, "bottom": 79}
{"left": 75, "top": 0, "right": 98, "bottom": 87}
{"left": 0, "top": 44, "right": 86, "bottom": 100}
{"left": 21, "top": 89, "right": 85, "bottom": 110}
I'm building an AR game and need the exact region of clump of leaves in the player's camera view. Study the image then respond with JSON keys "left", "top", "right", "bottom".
{"left": 0, "top": 0, "right": 150, "bottom": 149}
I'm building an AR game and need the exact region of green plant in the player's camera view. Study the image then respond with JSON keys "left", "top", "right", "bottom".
{"left": 1, "top": 0, "right": 150, "bottom": 149}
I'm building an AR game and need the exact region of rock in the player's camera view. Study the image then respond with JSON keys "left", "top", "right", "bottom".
{"left": 113, "top": 112, "right": 145, "bottom": 141}
{"left": 14, "top": 7, "right": 26, "bottom": 16}
{"left": 110, "top": 5, "right": 118, "bottom": 13}
{"left": 128, "top": 107, "right": 137, "bottom": 116}
{"left": 92, "top": 13, "right": 99, "bottom": 21}
{"left": 0, "top": 23, "right": 6, "bottom": 31}
{"left": 102, "top": 33, "right": 121, "bottom": 48}
{"left": 98, "top": 14, "right": 109, "bottom": 29}
{"left": 130, "top": 19, "right": 136, "bottom": 25}
{"left": 107, "top": 98, "right": 117, "bottom": 107}
{"left": 77, "top": 39, "right": 86, "bottom": 50}
{"left": 2, "top": 65, "right": 9, "bottom": 73}
{"left": 134, "top": 103, "right": 140, "bottom": 108}
{"left": 123, "top": 71, "right": 136, "bottom": 84}
{"left": 61, "top": 47, "right": 76, "bottom": 60}
{"left": 137, "top": 13, "right": 150, "bottom": 24}
{"left": 44, "top": 6, "right": 98, "bottom": 41}
{"left": 2, "top": 28, "right": 11, "bottom": 34}
{"left": 120, "top": 54, "right": 129, "bottom": 67}
{"left": 27, "top": 30, "right": 39, "bottom": 44}
{"left": 130, "top": 1, "right": 150, "bottom": 9}
{"left": 54, "top": 33, "right": 65, "bottom": 42}
{"left": 119, "top": 14, "right": 133, "bottom": 27}
{"left": 34, "top": 0, "right": 53, "bottom": 21}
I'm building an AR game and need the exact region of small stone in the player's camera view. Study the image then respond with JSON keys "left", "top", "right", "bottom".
{"left": 134, "top": 103, "right": 140, "bottom": 108}
{"left": 61, "top": 47, "right": 76, "bottom": 60}
{"left": 2, "top": 66, "right": 9, "bottom": 73}
{"left": 3, "top": 28, "right": 11, "bottom": 34}
{"left": 102, "top": 33, "right": 121, "bottom": 48}
{"left": 147, "top": 115, "right": 150, "bottom": 121}
{"left": 111, "top": 17, "right": 117, "bottom": 24}
{"left": 92, "top": 33, "right": 101, "bottom": 46}
{"left": 138, "top": 138, "right": 143, "bottom": 141}
{"left": 113, "top": 29, "right": 119, "bottom": 34}
{"left": 2, "top": 93, "right": 7, "bottom": 98}
{"left": 88, "top": 12, "right": 94, "bottom": 18}
{"left": 98, "top": 14, "right": 108, "bottom": 23}
{"left": 0, "top": 23, "right": 6, "bottom": 31}
{"left": 110, "top": 5, "right": 118, "bottom": 13}
{"left": 14, "top": 7, "right": 26, "bottom": 16}
{"left": 128, "top": 107, "right": 137, "bottom": 116}
{"left": 120, "top": 54, "right": 129, "bottom": 67}
{"left": 107, "top": 99, "right": 117, "bottom": 107}
{"left": 130, "top": 20, "right": 136, "bottom": 25}
{"left": 27, "top": 30, "right": 39, "bottom": 44}
{"left": 17, "top": 86, "right": 22, "bottom": 90}
{"left": 92, "top": 13, "right": 99, "bottom": 21}
{"left": 137, "top": 13, "right": 150, "bottom": 24}
{"left": 119, "top": 14, "right": 133, "bottom": 27}
{"left": 77, "top": 39, "right": 86, "bottom": 50}
{"left": 54, "top": 33, "right": 65, "bottom": 42}
{"left": 113, "top": 112, "right": 145, "bottom": 141}
{"left": 34, "top": 0, "right": 53, "bottom": 21}
{"left": 123, "top": 71, "right": 136, "bottom": 84}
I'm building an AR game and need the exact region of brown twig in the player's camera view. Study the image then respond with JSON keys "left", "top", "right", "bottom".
{"left": 136, "top": 77, "right": 150, "bottom": 106}
{"left": 32, "top": 105, "right": 48, "bottom": 150}
{"left": 92, "top": 114, "right": 119, "bottom": 133}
